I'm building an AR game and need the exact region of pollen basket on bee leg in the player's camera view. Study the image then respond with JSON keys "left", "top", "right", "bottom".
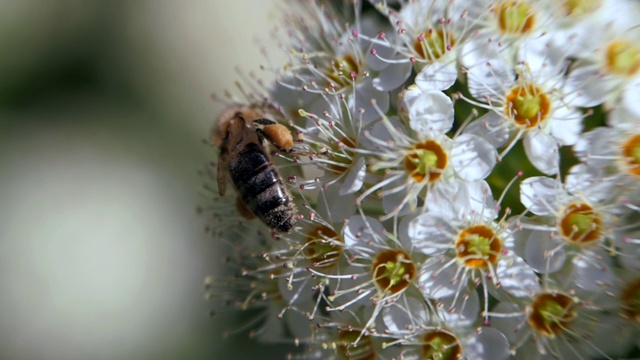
{"left": 262, "top": 124, "right": 293, "bottom": 151}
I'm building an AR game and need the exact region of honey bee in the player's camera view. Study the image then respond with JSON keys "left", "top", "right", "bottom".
{"left": 214, "top": 104, "right": 297, "bottom": 232}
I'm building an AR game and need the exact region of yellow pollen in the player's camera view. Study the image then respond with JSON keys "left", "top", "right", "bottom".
{"left": 606, "top": 40, "right": 640, "bottom": 76}
{"left": 496, "top": 0, "right": 536, "bottom": 35}
{"left": 559, "top": 203, "right": 602, "bottom": 244}
{"left": 562, "top": 0, "right": 601, "bottom": 17}
{"left": 326, "top": 54, "right": 361, "bottom": 89}
{"left": 404, "top": 140, "right": 448, "bottom": 183}
{"left": 329, "top": 137, "right": 357, "bottom": 174}
{"left": 622, "top": 134, "right": 640, "bottom": 176}
{"left": 303, "top": 226, "right": 341, "bottom": 269}
{"left": 455, "top": 225, "right": 502, "bottom": 269}
{"left": 621, "top": 278, "right": 640, "bottom": 323}
{"left": 372, "top": 250, "right": 416, "bottom": 295}
{"left": 505, "top": 83, "right": 550, "bottom": 128}
{"left": 422, "top": 330, "right": 461, "bottom": 360}
{"left": 528, "top": 293, "right": 577, "bottom": 337}
{"left": 337, "top": 330, "right": 376, "bottom": 360}
{"left": 413, "top": 29, "right": 457, "bottom": 62}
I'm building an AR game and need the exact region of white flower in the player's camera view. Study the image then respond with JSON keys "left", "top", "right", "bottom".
{"left": 462, "top": 36, "right": 584, "bottom": 175}
{"left": 407, "top": 202, "right": 539, "bottom": 323}
{"left": 362, "top": 105, "right": 497, "bottom": 220}
{"left": 491, "top": 282, "right": 632, "bottom": 359}
{"left": 562, "top": 1, "right": 640, "bottom": 108}
{"left": 273, "top": 2, "right": 411, "bottom": 123}
{"left": 573, "top": 104, "right": 640, "bottom": 192}
{"left": 374, "top": 0, "right": 471, "bottom": 91}
{"left": 322, "top": 215, "right": 422, "bottom": 344}
{"left": 381, "top": 295, "right": 510, "bottom": 360}
{"left": 516, "top": 176, "right": 619, "bottom": 291}
{"left": 294, "top": 106, "right": 371, "bottom": 198}
{"left": 464, "top": 0, "right": 556, "bottom": 51}
{"left": 204, "top": 0, "right": 640, "bottom": 358}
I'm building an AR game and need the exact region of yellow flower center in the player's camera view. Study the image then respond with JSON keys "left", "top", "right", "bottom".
{"left": 337, "top": 330, "right": 376, "bottom": 360}
{"left": 303, "top": 225, "right": 341, "bottom": 269}
{"left": 621, "top": 133, "right": 640, "bottom": 176}
{"left": 621, "top": 278, "right": 640, "bottom": 323}
{"left": 326, "top": 54, "right": 361, "bottom": 89}
{"left": 605, "top": 40, "right": 640, "bottom": 77}
{"left": 528, "top": 292, "right": 577, "bottom": 337}
{"left": 404, "top": 140, "right": 448, "bottom": 183}
{"left": 329, "top": 136, "right": 357, "bottom": 174}
{"left": 413, "top": 29, "right": 457, "bottom": 62}
{"left": 495, "top": 0, "right": 536, "bottom": 35}
{"left": 421, "top": 330, "right": 461, "bottom": 360}
{"left": 505, "top": 83, "right": 551, "bottom": 128}
{"left": 455, "top": 225, "right": 502, "bottom": 269}
{"left": 372, "top": 249, "right": 416, "bottom": 295}
{"left": 561, "top": 0, "right": 601, "bottom": 18}
{"left": 559, "top": 203, "right": 602, "bottom": 244}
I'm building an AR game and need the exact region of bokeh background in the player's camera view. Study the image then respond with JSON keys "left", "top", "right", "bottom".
{"left": 0, "top": 1, "right": 290, "bottom": 359}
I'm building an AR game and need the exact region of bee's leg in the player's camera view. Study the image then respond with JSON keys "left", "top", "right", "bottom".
{"left": 253, "top": 118, "right": 318, "bottom": 157}
{"left": 253, "top": 119, "right": 294, "bottom": 152}
{"left": 216, "top": 152, "right": 229, "bottom": 196}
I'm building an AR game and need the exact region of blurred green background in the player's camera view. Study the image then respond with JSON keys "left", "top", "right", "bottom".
{"left": 0, "top": 1, "right": 290, "bottom": 359}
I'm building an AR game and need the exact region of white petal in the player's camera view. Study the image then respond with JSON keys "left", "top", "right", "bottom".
{"left": 408, "top": 90, "right": 454, "bottom": 136}
{"left": 428, "top": 180, "right": 497, "bottom": 221}
{"left": 564, "top": 65, "right": 611, "bottom": 107}
{"left": 523, "top": 130, "right": 559, "bottom": 175}
{"left": 519, "top": 35, "right": 564, "bottom": 80}
{"left": 351, "top": 79, "right": 390, "bottom": 123}
{"left": 343, "top": 215, "right": 385, "bottom": 249}
{"left": 451, "top": 133, "right": 497, "bottom": 181}
{"left": 519, "top": 176, "right": 563, "bottom": 216}
{"left": 622, "top": 77, "right": 640, "bottom": 118}
{"left": 461, "top": 38, "right": 513, "bottom": 102}
{"left": 408, "top": 213, "right": 455, "bottom": 256}
{"left": 415, "top": 60, "right": 458, "bottom": 91}
{"left": 373, "top": 61, "right": 413, "bottom": 91}
{"left": 382, "top": 296, "right": 429, "bottom": 334}
{"left": 524, "top": 229, "right": 566, "bottom": 273}
{"left": 581, "top": 315, "right": 636, "bottom": 358}
{"left": 339, "top": 156, "right": 366, "bottom": 195}
{"left": 366, "top": 41, "right": 394, "bottom": 71}
{"left": 571, "top": 252, "right": 615, "bottom": 292}
{"left": 419, "top": 256, "right": 459, "bottom": 298}
{"left": 619, "top": 229, "right": 640, "bottom": 270}
{"left": 317, "top": 186, "right": 356, "bottom": 224}
{"left": 398, "top": 213, "right": 419, "bottom": 250}
{"left": 609, "top": 101, "right": 640, "bottom": 130}
{"left": 382, "top": 174, "right": 415, "bottom": 217}
{"left": 438, "top": 290, "right": 480, "bottom": 327}
{"left": 398, "top": 85, "right": 421, "bottom": 118}
{"left": 496, "top": 255, "right": 540, "bottom": 297}
{"left": 463, "top": 111, "right": 511, "bottom": 148}
{"left": 549, "top": 105, "right": 583, "bottom": 146}
{"left": 464, "top": 327, "right": 510, "bottom": 360}
{"left": 573, "top": 127, "right": 615, "bottom": 165}
{"left": 565, "top": 164, "right": 613, "bottom": 202}
{"left": 361, "top": 115, "right": 404, "bottom": 151}
{"left": 491, "top": 302, "right": 527, "bottom": 344}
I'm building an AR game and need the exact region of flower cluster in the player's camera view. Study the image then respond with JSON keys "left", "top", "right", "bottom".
{"left": 204, "top": 0, "right": 640, "bottom": 358}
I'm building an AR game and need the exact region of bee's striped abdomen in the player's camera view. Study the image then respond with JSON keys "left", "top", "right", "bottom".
{"left": 229, "top": 143, "right": 297, "bottom": 232}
